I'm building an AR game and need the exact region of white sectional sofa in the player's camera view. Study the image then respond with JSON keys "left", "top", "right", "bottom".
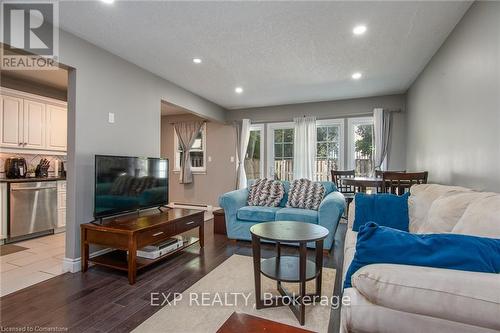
{"left": 340, "top": 184, "right": 500, "bottom": 333}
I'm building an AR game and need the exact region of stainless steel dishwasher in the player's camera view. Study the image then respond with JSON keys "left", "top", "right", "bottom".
{"left": 9, "top": 181, "right": 57, "bottom": 241}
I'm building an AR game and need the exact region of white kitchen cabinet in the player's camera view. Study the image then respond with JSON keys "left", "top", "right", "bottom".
{"left": 0, "top": 95, "right": 23, "bottom": 148}
{"left": 56, "top": 180, "right": 66, "bottom": 229}
{"left": 23, "top": 99, "right": 46, "bottom": 149}
{"left": 0, "top": 88, "right": 66, "bottom": 154}
{"left": 46, "top": 104, "right": 67, "bottom": 151}
{"left": 0, "top": 183, "right": 7, "bottom": 241}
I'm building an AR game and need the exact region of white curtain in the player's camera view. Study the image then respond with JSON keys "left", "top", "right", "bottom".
{"left": 235, "top": 119, "right": 251, "bottom": 189}
{"left": 293, "top": 116, "right": 316, "bottom": 180}
{"left": 373, "top": 108, "right": 393, "bottom": 171}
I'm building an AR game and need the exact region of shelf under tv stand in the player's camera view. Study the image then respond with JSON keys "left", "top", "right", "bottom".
{"left": 89, "top": 236, "right": 199, "bottom": 271}
{"left": 81, "top": 208, "right": 204, "bottom": 284}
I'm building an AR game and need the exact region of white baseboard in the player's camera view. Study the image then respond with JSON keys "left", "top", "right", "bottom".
{"left": 62, "top": 248, "right": 112, "bottom": 273}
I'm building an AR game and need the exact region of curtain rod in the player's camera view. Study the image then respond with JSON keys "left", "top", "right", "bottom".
{"left": 169, "top": 120, "right": 207, "bottom": 125}
{"left": 243, "top": 108, "right": 402, "bottom": 125}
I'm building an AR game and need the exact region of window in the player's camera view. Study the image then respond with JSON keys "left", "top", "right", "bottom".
{"left": 267, "top": 123, "right": 294, "bottom": 181}
{"left": 315, "top": 119, "right": 344, "bottom": 181}
{"left": 244, "top": 124, "right": 264, "bottom": 180}
{"left": 174, "top": 123, "right": 206, "bottom": 173}
{"left": 348, "top": 117, "right": 374, "bottom": 176}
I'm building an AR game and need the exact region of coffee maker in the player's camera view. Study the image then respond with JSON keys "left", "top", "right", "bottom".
{"left": 4, "top": 157, "right": 27, "bottom": 179}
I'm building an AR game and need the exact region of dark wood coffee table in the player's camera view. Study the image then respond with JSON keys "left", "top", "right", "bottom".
{"left": 217, "top": 312, "right": 314, "bottom": 333}
{"left": 250, "top": 221, "right": 329, "bottom": 326}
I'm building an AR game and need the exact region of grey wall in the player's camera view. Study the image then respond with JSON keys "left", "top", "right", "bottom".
{"left": 406, "top": 2, "right": 500, "bottom": 191}
{"left": 227, "top": 94, "right": 406, "bottom": 123}
{"left": 160, "top": 114, "right": 237, "bottom": 207}
{"left": 58, "top": 30, "right": 226, "bottom": 259}
{"left": 228, "top": 94, "right": 408, "bottom": 171}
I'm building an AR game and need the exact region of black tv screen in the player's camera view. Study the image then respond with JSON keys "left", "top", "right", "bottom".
{"left": 94, "top": 155, "right": 169, "bottom": 218}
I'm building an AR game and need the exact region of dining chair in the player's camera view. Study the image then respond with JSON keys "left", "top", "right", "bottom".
{"left": 331, "top": 170, "right": 356, "bottom": 217}
{"left": 375, "top": 170, "right": 406, "bottom": 193}
{"left": 375, "top": 170, "right": 406, "bottom": 178}
{"left": 382, "top": 171, "right": 428, "bottom": 195}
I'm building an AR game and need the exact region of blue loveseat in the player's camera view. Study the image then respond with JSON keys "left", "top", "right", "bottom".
{"left": 218, "top": 180, "right": 345, "bottom": 250}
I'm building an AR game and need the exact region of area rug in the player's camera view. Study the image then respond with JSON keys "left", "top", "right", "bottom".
{"left": 134, "top": 254, "right": 335, "bottom": 333}
{"left": 0, "top": 244, "right": 28, "bottom": 256}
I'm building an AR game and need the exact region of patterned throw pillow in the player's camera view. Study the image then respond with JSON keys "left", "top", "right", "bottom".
{"left": 286, "top": 178, "right": 326, "bottom": 210}
{"left": 247, "top": 178, "right": 285, "bottom": 207}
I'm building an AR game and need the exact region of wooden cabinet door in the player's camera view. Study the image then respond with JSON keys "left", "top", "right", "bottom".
{"left": 23, "top": 99, "right": 46, "bottom": 149}
{"left": 0, "top": 95, "right": 23, "bottom": 148}
{"left": 46, "top": 104, "right": 67, "bottom": 151}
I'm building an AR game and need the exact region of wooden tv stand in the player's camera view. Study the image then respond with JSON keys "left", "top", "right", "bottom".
{"left": 80, "top": 208, "right": 204, "bottom": 284}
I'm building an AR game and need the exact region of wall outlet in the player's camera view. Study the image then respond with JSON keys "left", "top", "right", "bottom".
{"left": 108, "top": 112, "right": 115, "bottom": 123}
{"left": 230, "top": 156, "right": 235, "bottom": 163}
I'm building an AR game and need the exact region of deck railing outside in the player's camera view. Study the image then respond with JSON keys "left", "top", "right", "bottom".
{"left": 244, "top": 157, "right": 373, "bottom": 181}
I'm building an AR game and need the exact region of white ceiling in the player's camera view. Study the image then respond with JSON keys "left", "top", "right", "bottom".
{"left": 59, "top": 1, "right": 471, "bottom": 109}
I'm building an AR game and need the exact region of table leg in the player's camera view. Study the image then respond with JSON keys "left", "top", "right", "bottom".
{"left": 276, "top": 241, "right": 281, "bottom": 289}
{"left": 127, "top": 235, "right": 137, "bottom": 284}
{"left": 315, "top": 240, "right": 324, "bottom": 297}
{"left": 299, "top": 241, "right": 307, "bottom": 325}
{"left": 199, "top": 218, "right": 205, "bottom": 248}
{"left": 252, "top": 234, "right": 262, "bottom": 309}
{"left": 81, "top": 228, "right": 88, "bottom": 272}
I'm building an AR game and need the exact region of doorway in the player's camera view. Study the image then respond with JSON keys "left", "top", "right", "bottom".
{"left": 0, "top": 65, "right": 71, "bottom": 296}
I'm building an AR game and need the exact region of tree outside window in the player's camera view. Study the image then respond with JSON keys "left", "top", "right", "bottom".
{"left": 354, "top": 124, "right": 374, "bottom": 176}
{"left": 245, "top": 129, "right": 262, "bottom": 179}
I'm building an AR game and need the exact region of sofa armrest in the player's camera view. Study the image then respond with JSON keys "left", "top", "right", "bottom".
{"left": 319, "top": 191, "right": 346, "bottom": 221}
{"left": 318, "top": 191, "right": 345, "bottom": 237}
{"left": 219, "top": 188, "right": 249, "bottom": 215}
{"left": 347, "top": 200, "right": 355, "bottom": 230}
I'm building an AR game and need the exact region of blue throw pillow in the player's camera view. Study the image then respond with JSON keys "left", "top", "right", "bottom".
{"left": 353, "top": 192, "right": 409, "bottom": 232}
{"left": 344, "top": 222, "right": 500, "bottom": 288}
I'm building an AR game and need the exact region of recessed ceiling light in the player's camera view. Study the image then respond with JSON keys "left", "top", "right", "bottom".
{"left": 352, "top": 72, "right": 362, "bottom": 80}
{"left": 235, "top": 87, "right": 243, "bottom": 94}
{"left": 101, "top": 0, "right": 114, "bottom": 4}
{"left": 353, "top": 25, "right": 367, "bottom": 35}
{"left": 192, "top": 58, "right": 202, "bottom": 64}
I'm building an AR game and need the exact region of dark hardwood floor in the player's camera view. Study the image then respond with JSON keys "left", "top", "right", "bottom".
{"left": 0, "top": 219, "right": 346, "bottom": 333}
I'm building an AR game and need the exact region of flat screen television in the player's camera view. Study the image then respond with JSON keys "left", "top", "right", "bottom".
{"left": 94, "top": 155, "right": 168, "bottom": 219}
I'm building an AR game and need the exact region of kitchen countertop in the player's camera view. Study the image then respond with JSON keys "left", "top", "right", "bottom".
{"left": 0, "top": 177, "right": 66, "bottom": 183}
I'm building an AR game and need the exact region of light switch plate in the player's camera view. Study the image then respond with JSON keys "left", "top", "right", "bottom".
{"left": 208, "top": 156, "right": 212, "bottom": 162}
{"left": 108, "top": 112, "right": 115, "bottom": 123}
{"left": 230, "top": 156, "right": 235, "bottom": 163}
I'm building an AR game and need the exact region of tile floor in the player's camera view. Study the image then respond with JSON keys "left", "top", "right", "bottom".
{"left": 0, "top": 232, "right": 65, "bottom": 297}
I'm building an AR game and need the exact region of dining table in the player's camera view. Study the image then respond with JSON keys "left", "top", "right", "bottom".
{"left": 341, "top": 177, "right": 384, "bottom": 193}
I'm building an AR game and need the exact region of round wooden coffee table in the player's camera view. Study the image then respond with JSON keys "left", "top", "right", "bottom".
{"left": 250, "top": 221, "right": 329, "bottom": 326}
